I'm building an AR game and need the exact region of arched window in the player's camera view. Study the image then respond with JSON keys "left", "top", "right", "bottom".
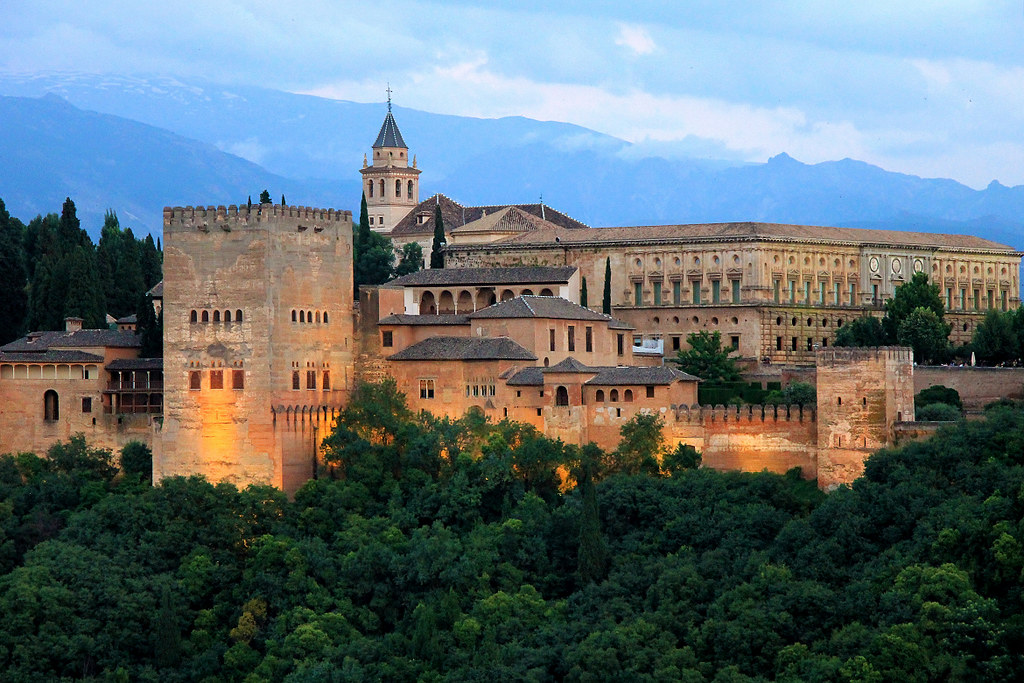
{"left": 396, "top": 179, "right": 402, "bottom": 197}
{"left": 190, "top": 310, "right": 198, "bottom": 323}
{"left": 596, "top": 389, "right": 605, "bottom": 402}
{"left": 610, "top": 389, "right": 619, "bottom": 402}
{"left": 44, "top": 390, "right": 59, "bottom": 421}
{"left": 407, "top": 180, "right": 414, "bottom": 198}
{"left": 368, "top": 180, "right": 374, "bottom": 198}
{"left": 555, "top": 386, "right": 569, "bottom": 406}
{"left": 323, "top": 371, "right": 330, "bottom": 391}
{"left": 213, "top": 310, "right": 220, "bottom": 323}
{"left": 291, "top": 310, "right": 297, "bottom": 322}
{"left": 315, "top": 311, "right": 321, "bottom": 323}
{"left": 322, "top": 312, "right": 327, "bottom": 324}
{"left": 224, "top": 310, "right": 231, "bottom": 323}
{"left": 306, "top": 311, "right": 312, "bottom": 323}
{"left": 379, "top": 179, "right": 384, "bottom": 197}
{"left": 201, "top": 310, "right": 209, "bottom": 323}
{"left": 539, "top": 288, "right": 554, "bottom": 296}
{"left": 521, "top": 288, "right": 534, "bottom": 296}
{"left": 299, "top": 310, "right": 305, "bottom": 323}
{"left": 236, "top": 309, "right": 243, "bottom": 322}
{"left": 624, "top": 389, "right": 634, "bottom": 402}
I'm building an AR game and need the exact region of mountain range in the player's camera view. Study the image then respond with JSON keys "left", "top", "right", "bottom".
{"left": 1, "top": 72, "right": 1023, "bottom": 251}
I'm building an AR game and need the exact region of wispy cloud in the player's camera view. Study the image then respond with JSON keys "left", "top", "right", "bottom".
{"left": 614, "top": 24, "right": 656, "bottom": 56}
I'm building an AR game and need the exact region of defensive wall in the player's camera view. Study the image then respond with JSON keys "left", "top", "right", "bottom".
{"left": 914, "top": 365, "right": 1024, "bottom": 411}
{"left": 156, "top": 203, "right": 354, "bottom": 494}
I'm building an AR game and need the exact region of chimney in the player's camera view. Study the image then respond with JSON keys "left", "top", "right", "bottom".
{"left": 65, "top": 317, "right": 83, "bottom": 332}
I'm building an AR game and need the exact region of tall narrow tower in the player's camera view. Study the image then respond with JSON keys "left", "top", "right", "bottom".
{"left": 360, "top": 89, "right": 420, "bottom": 234}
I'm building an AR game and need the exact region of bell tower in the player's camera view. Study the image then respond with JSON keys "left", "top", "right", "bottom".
{"left": 359, "top": 87, "right": 421, "bottom": 234}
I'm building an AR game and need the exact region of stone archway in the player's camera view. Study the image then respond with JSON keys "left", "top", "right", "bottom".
{"left": 476, "top": 288, "right": 496, "bottom": 309}
{"left": 500, "top": 289, "right": 515, "bottom": 302}
{"left": 457, "top": 290, "right": 474, "bottom": 312}
{"left": 438, "top": 290, "right": 455, "bottom": 314}
{"left": 419, "top": 291, "right": 436, "bottom": 314}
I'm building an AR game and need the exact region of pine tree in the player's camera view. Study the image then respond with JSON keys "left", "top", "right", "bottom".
{"left": 259, "top": 190, "right": 271, "bottom": 205}
{"left": 602, "top": 257, "right": 612, "bottom": 315}
{"left": 430, "top": 203, "right": 446, "bottom": 269}
{"left": 580, "top": 277, "right": 588, "bottom": 308}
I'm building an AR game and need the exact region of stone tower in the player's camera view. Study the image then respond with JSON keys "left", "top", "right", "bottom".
{"left": 815, "top": 346, "right": 915, "bottom": 490}
{"left": 155, "top": 203, "right": 355, "bottom": 494}
{"left": 360, "top": 93, "right": 420, "bottom": 234}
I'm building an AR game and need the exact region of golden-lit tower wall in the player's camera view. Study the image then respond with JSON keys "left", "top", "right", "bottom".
{"left": 155, "top": 204, "right": 354, "bottom": 493}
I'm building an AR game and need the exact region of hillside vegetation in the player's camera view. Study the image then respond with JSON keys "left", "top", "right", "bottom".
{"left": 2, "top": 386, "right": 1024, "bottom": 680}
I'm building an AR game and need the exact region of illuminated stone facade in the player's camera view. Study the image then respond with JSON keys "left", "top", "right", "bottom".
{"left": 155, "top": 203, "right": 354, "bottom": 493}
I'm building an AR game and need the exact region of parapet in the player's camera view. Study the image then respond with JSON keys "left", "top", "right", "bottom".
{"left": 816, "top": 346, "right": 913, "bottom": 366}
{"left": 163, "top": 204, "right": 352, "bottom": 230}
{"left": 673, "top": 403, "right": 816, "bottom": 424}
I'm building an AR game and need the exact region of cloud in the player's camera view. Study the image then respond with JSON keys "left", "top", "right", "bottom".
{"left": 614, "top": 24, "right": 656, "bottom": 56}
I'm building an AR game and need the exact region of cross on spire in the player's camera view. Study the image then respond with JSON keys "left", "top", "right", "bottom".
{"left": 386, "top": 83, "right": 392, "bottom": 112}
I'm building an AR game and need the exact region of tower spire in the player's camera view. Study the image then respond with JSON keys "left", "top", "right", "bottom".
{"left": 386, "top": 83, "right": 392, "bottom": 112}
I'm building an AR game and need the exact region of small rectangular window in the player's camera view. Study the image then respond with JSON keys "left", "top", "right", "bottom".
{"left": 653, "top": 281, "right": 662, "bottom": 305}
{"left": 646, "top": 385, "right": 655, "bottom": 398}
{"left": 568, "top": 325, "right": 575, "bottom": 352}
{"left": 536, "top": 408, "right": 542, "bottom": 416}
{"left": 834, "top": 283, "right": 841, "bottom": 305}
{"left": 988, "top": 290, "right": 994, "bottom": 309}
{"left": 773, "top": 280, "right": 781, "bottom": 303}
{"left": 850, "top": 283, "right": 856, "bottom": 305}
{"left": 960, "top": 288, "right": 967, "bottom": 309}
{"left": 82, "top": 397, "right": 92, "bottom": 413}
{"left": 210, "top": 370, "right": 223, "bottom": 389}
{"left": 617, "top": 334, "right": 624, "bottom": 356}
{"left": 549, "top": 328, "right": 556, "bottom": 352}
{"left": 419, "top": 379, "right": 435, "bottom": 399}
{"left": 673, "top": 281, "right": 681, "bottom": 305}
{"left": 585, "top": 326, "right": 593, "bottom": 352}
{"left": 792, "top": 337, "right": 798, "bottom": 351}
{"left": 712, "top": 280, "right": 720, "bottom": 304}
{"left": 732, "top": 279, "right": 741, "bottom": 303}
{"left": 292, "top": 371, "right": 300, "bottom": 390}
{"left": 731, "top": 335, "right": 739, "bottom": 350}
{"left": 635, "top": 282, "right": 643, "bottom": 306}
{"left": 382, "top": 330, "right": 393, "bottom": 347}
{"left": 789, "top": 281, "right": 796, "bottom": 303}
{"left": 369, "top": 216, "right": 374, "bottom": 225}
{"left": 807, "top": 337, "right": 814, "bottom": 351}
{"left": 819, "top": 282, "right": 826, "bottom": 304}
{"left": 190, "top": 371, "right": 201, "bottom": 390}
{"left": 672, "top": 336, "right": 681, "bottom": 351}
{"left": 232, "top": 370, "right": 244, "bottom": 390}
{"left": 804, "top": 281, "right": 811, "bottom": 304}
{"left": 692, "top": 281, "right": 701, "bottom": 305}
{"left": 306, "top": 370, "right": 316, "bottom": 390}
{"left": 323, "top": 371, "right": 330, "bottom": 391}
{"left": 776, "top": 336, "right": 782, "bottom": 351}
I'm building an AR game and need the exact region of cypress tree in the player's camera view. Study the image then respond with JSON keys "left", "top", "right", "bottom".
{"left": 0, "top": 198, "right": 27, "bottom": 343}
{"left": 580, "top": 277, "right": 588, "bottom": 308}
{"left": 577, "top": 444, "right": 608, "bottom": 584}
{"left": 602, "top": 257, "right": 612, "bottom": 315}
{"left": 281, "top": 194, "right": 287, "bottom": 206}
{"left": 430, "top": 203, "right": 446, "bottom": 269}
{"left": 137, "top": 294, "right": 162, "bottom": 358}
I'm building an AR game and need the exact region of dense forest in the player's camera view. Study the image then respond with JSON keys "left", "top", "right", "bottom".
{"left": 1, "top": 382, "right": 1023, "bottom": 681}
{"left": 0, "top": 196, "right": 162, "bottom": 344}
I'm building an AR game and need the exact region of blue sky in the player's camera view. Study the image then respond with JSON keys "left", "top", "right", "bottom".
{"left": 3, "top": 1, "right": 1024, "bottom": 188}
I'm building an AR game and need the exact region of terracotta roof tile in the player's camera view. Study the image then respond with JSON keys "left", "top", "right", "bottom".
{"left": 389, "top": 194, "right": 589, "bottom": 237}
{"left": 387, "top": 266, "right": 576, "bottom": 287}
{"left": 388, "top": 336, "right": 537, "bottom": 361}
{"left": 469, "top": 296, "right": 613, "bottom": 322}
{"left": 1, "top": 329, "right": 141, "bottom": 352}
{"left": 377, "top": 314, "right": 470, "bottom": 326}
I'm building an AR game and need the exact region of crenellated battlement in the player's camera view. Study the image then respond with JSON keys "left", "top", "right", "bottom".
{"left": 817, "top": 346, "right": 913, "bottom": 365}
{"left": 163, "top": 203, "right": 352, "bottom": 229}
{"left": 672, "top": 403, "right": 816, "bottom": 424}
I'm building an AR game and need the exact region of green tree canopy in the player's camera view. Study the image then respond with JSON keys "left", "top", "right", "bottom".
{"left": 882, "top": 271, "right": 945, "bottom": 342}
{"left": 259, "top": 189, "right": 272, "bottom": 204}
{"left": 0, "top": 198, "right": 27, "bottom": 343}
{"left": 765, "top": 381, "right": 817, "bottom": 406}
{"left": 395, "top": 242, "right": 424, "bottom": 277}
{"left": 896, "top": 306, "right": 951, "bottom": 364}
{"left": 972, "top": 309, "right": 1018, "bottom": 365}
{"left": 834, "top": 315, "right": 887, "bottom": 347}
{"left": 672, "top": 330, "right": 741, "bottom": 383}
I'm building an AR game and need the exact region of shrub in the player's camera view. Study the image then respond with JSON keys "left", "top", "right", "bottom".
{"left": 915, "top": 402, "right": 962, "bottom": 421}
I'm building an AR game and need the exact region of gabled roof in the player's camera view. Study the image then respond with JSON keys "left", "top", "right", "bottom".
{"left": 116, "top": 314, "right": 138, "bottom": 324}
{"left": 373, "top": 111, "right": 407, "bottom": 149}
{"left": 389, "top": 193, "right": 589, "bottom": 237}
{"left": 543, "top": 357, "right": 593, "bottom": 373}
{"left": 469, "top": 296, "right": 612, "bottom": 322}
{"left": 1, "top": 328, "right": 141, "bottom": 352}
{"left": 585, "top": 366, "right": 699, "bottom": 386}
{"left": 505, "top": 366, "right": 545, "bottom": 386}
{"left": 378, "top": 314, "right": 470, "bottom": 326}
{"left": 387, "top": 266, "right": 576, "bottom": 288}
{"left": 450, "top": 206, "right": 564, "bottom": 237}
{"left": 147, "top": 281, "right": 163, "bottom": 298}
{"left": 388, "top": 336, "right": 537, "bottom": 361}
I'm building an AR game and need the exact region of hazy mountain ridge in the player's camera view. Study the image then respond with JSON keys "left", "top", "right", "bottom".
{"left": 2, "top": 72, "right": 1023, "bottom": 249}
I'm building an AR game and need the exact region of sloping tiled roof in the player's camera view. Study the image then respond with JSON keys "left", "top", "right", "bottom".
{"left": 1, "top": 329, "right": 141, "bottom": 352}
{"left": 387, "top": 266, "right": 576, "bottom": 288}
{"left": 106, "top": 358, "right": 163, "bottom": 371}
{"left": 378, "top": 314, "right": 470, "bottom": 326}
{"left": 450, "top": 206, "right": 565, "bottom": 236}
{"left": 469, "top": 296, "right": 612, "bottom": 322}
{"left": 608, "top": 318, "right": 635, "bottom": 330}
{"left": 373, "top": 111, "right": 407, "bottom": 148}
{"left": 475, "top": 221, "right": 1018, "bottom": 252}
{"left": 389, "top": 193, "right": 589, "bottom": 237}
{"left": 116, "top": 314, "right": 138, "bottom": 324}
{"left": 543, "top": 357, "right": 593, "bottom": 373}
{"left": 505, "top": 367, "right": 545, "bottom": 386}
{"left": 147, "top": 281, "right": 163, "bottom": 298}
{"left": 585, "top": 366, "right": 699, "bottom": 386}
{"left": 0, "top": 350, "right": 105, "bottom": 363}
{"left": 388, "top": 336, "right": 537, "bottom": 361}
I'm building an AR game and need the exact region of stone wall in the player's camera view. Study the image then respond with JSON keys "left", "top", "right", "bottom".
{"left": 914, "top": 365, "right": 1024, "bottom": 411}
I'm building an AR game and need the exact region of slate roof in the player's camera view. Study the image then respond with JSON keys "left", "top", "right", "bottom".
{"left": 505, "top": 367, "right": 545, "bottom": 386}
{"left": 388, "top": 336, "right": 537, "bottom": 361}
{"left": 585, "top": 366, "right": 699, "bottom": 386}
{"left": 449, "top": 206, "right": 565, "bottom": 237}
{"left": 107, "top": 358, "right": 164, "bottom": 371}
{"left": 0, "top": 350, "right": 105, "bottom": 363}
{"left": 117, "top": 314, "right": 138, "bottom": 324}
{"left": 543, "top": 357, "right": 593, "bottom": 373}
{"left": 471, "top": 221, "right": 1018, "bottom": 252}
{"left": 373, "top": 111, "right": 407, "bottom": 148}
{"left": 378, "top": 314, "right": 470, "bottom": 326}
{"left": 1, "top": 329, "right": 141, "bottom": 352}
{"left": 147, "top": 281, "right": 163, "bottom": 298}
{"left": 389, "top": 193, "right": 589, "bottom": 237}
{"left": 387, "top": 266, "right": 576, "bottom": 288}
{"left": 468, "top": 296, "right": 614, "bottom": 322}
